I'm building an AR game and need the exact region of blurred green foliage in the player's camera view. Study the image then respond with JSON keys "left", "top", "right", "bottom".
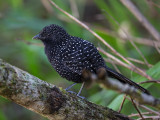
{"left": 0, "top": 0, "right": 160, "bottom": 119}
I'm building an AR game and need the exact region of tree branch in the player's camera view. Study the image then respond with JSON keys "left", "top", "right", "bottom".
{"left": 92, "top": 71, "right": 160, "bottom": 110}
{"left": 0, "top": 59, "right": 131, "bottom": 120}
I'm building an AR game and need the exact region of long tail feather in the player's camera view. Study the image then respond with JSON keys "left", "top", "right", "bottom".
{"left": 105, "top": 66, "right": 150, "bottom": 95}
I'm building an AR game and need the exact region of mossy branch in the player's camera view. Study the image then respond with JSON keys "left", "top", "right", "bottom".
{"left": 0, "top": 59, "right": 131, "bottom": 120}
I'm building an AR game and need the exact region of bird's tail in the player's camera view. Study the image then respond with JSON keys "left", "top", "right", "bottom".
{"left": 105, "top": 66, "right": 150, "bottom": 95}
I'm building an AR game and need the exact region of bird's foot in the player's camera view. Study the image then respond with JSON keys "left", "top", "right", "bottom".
{"left": 65, "top": 90, "right": 85, "bottom": 99}
{"left": 65, "top": 82, "right": 86, "bottom": 99}
{"left": 65, "top": 83, "right": 77, "bottom": 94}
{"left": 65, "top": 90, "right": 77, "bottom": 94}
{"left": 77, "top": 94, "right": 86, "bottom": 99}
{"left": 65, "top": 83, "right": 77, "bottom": 91}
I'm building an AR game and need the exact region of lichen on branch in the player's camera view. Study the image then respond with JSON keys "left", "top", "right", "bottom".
{"left": 0, "top": 59, "right": 131, "bottom": 120}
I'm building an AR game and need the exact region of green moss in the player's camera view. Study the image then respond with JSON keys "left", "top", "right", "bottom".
{"left": 1, "top": 87, "right": 14, "bottom": 98}
{"left": 0, "top": 66, "right": 23, "bottom": 98}
{"left": 59, "top": 87, "right": 67, "bottom": 94}
{"left": 64, "top": 108, "right": 69, "bottom": 114}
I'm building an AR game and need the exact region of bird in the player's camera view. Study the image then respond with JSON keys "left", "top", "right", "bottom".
{"left": 33, "top": 24, "right": 150, "bottom": 97}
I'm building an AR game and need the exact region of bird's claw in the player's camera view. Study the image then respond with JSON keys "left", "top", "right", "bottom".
{"left": 77, "top": 94, "right": 86, "bottom": 99}
{"left": 65, "top": 90, "right": 77, "bottom": 94}
{"left": 65, "top": 90, "right": 86, "bottom": 99}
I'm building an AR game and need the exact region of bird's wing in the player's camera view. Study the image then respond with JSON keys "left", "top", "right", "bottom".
{"left": 60, "top": 39, "right": 85, "bottom": 75}
{"left": 82, "top": 40, "right": 107, "bottom": 72}
{"left": 63, "top": 58, "right": 83, "bottom": 75}
{"left": 61, "top": 38, "right": 101, "bottom": 75}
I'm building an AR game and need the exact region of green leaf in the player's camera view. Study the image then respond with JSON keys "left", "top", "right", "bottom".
{"left": 108, "top": 61, "right": 160, "bottom": 114}
{"left": 89, "top": 89, "right": 118, "bottom": 106}
{"left": 108, "top": 94, "right": 124, "bottom": 110}
{"left": 133, "top": 61, "right": 160, "bottom": 88}
{"left": 0, "top": 109, "right": 6, "bottom": 120}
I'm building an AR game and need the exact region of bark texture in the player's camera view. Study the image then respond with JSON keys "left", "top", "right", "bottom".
{"left": 0, "top": 59, "right": 132, "bottom": 120}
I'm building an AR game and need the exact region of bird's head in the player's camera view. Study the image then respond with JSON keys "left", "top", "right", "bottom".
{"left": 33, "top": 24, "right": 69, "bottom": 44}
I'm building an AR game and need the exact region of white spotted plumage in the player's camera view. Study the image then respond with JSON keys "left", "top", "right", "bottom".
{"left": 33, "top": 24, "right": 150, "bottom": 95}
{"left": 44, "top": 32, "right": 106, "bottom": 83}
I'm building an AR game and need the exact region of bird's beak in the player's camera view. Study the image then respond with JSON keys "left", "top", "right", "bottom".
{"left": 32, "top": 34, "right": 41, "bottom": 40}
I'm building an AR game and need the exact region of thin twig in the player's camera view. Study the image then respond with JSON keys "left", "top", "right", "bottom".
{"left": 69, "top": 0, "right": 79, "bottom": 18}
{"left": 98, "top": 48, "right": 147, "bottom": 76}
{"left": 118, "top": 94, "right": 127, "bottom": 113}
{"left": 153, "top": 41, "right": 160, "bottom": 54}
{"left": 129, "top": 112, "right": 152, "bottom": 117}
{"left": 98, "top": 26, "right": 160, "bottom": 55}
{"left": 97, "top": 27, "right": 160, "bottom": 47}
{"left": 103, "top": 10, "right": 150, "bottom": 68}
{"left": 126, "top": 97, "right": 160, "bottom": 116}
{"left": 48, "top": 0, "right": 152, "bottom": 81}
{"left": 127, "top": 57, "right": 153, "bottom": 68}
{"left": 104, "top": 58, "right": 120, "bottom": 65}
{"left": 130, "top": 37, "right": 160, "bottom": 47}
{"left": 139, "top": 105, "right": 160, "bottom": 116}
{"left": 121, "top": 0, "right": 160, "bottom": 55}
{"left": 139, "top": 80, "right": 160, "bottom": 84}
{"left": 108, "top": 58, "right": 121, "bottom": 73}
{"left": 137, "top": 115, "right": 160, "bottom": 120}
{"left": 41, "top": 0, "right": 54, "bottom": 14}
{"left": 98, "top": 48, "right": 131, "bottom": 69}
{"left": 131, "top": 98, "right": 145, "bottom": 120}
{"left": 104, "top": 58, "right": 145, "bottom": 72}
{"left": 147, "top": 0, "right": 160, "bottom": 9}
{"left": 120, "top": 0, "right": 160, "bottom": 41}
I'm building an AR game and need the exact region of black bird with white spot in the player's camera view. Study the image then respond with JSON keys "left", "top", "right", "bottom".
{"left": 33, "top": 24, "right": 150, "bottom": 96}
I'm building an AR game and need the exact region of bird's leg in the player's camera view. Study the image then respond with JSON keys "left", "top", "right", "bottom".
{"left": 65, "top": 82, "right": 85, "bottom": 99}
{"left": 77, "top": 82, "right": 85, "bottom": 99}
{"left": 65, "top": 83, "right": 77, "bottom": 91}
{"left": 65, "top": 83, "right": 77, "bottom": 94}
